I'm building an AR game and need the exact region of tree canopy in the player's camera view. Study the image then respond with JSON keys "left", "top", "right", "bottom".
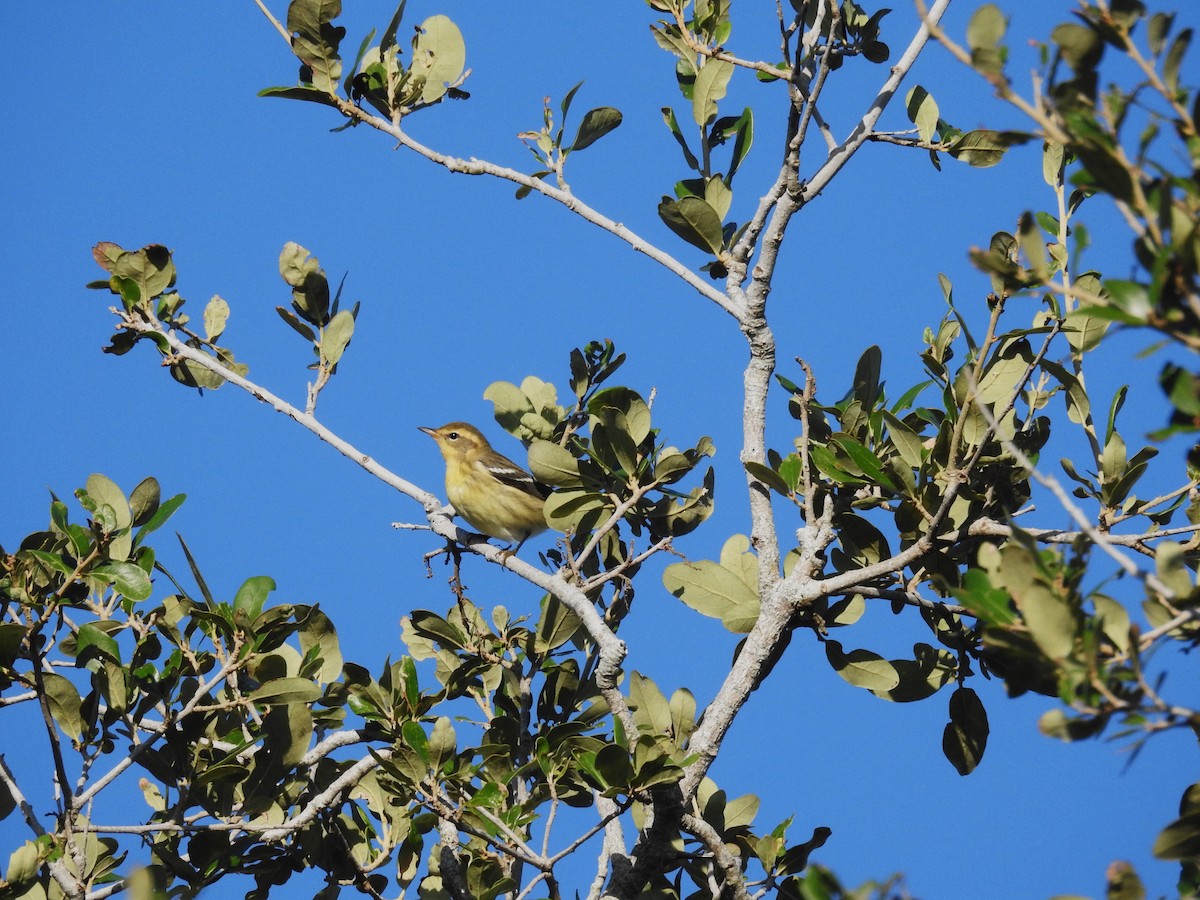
{"left": 3, "top": 1, "right": 1200, "bottom": 898}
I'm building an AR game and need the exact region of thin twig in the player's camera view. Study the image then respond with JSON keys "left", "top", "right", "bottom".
{"left": 801, "top": 0, "right": 955, "bottom": 203}
{"left": 681, "top": 812, "right": 753, "bottom": 900}
{"left": 971, "top": 391, "right": 1178, "bottom": 602}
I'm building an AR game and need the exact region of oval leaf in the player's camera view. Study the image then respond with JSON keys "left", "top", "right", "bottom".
{"left": 663, "top": 559, "right": 759, "bottom": 634}
{"left": 570, "top": 107, "right": 623, "bottom": 152}
{"left": 250, "top": 677, "right": 322, "bottom": 705}
{"left": 825, "top": 640, "right": 900, "bottom": 691}
{"left": 658, "top": 196, "right": 725, "bottom": 255}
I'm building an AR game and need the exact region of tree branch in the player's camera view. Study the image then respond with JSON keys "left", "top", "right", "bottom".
{"left": 283, "top": 85, "right": 744, "bottom": 322}
{"left": 681, "top": 812, "right": 753, "bottom": 900}
{"left": 118, "top": 306, "right": 636, "bottom": 734}
{"left": 801, "top": 0, "right": 953, "bottom": 203}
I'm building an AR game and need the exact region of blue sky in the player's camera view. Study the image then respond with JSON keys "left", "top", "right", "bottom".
{"left": 3, "top": 1, "right": 1198, "bottom": 897}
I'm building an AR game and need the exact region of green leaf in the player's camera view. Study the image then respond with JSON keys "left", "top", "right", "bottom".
{"left": 942, "top": 687, "right": 988, "bottom": 775}
{"left": 76, "top": 623, "right": 121, "bottom": 664}
{"left": 1155, "top": 811, "right": 1200, "bottom": 860}
{"left": 484, "top": 380, "right": 536, "bottom": 434}
{"left": 129, "top": 477, "right": 161, "bottom": 527}
{"left": 662, "top": 107, "right": 701, "bottom": 171}
{"left": 692, "top": 59, "right": 734, "bottom": 126}
{"left": 1043, "top": 141, "right": 1065, "bottom": 186}
{"left": 1155, "top": 541, "right": 1193, "bottom": 599}
{"left": 1148, "top": 12, "right": 1174, "bottom": 56}
{"left": 658, "top": 196, "right": 725, "bottom": 255}
{"left": 277, "top": 305, "right": 318, "bottom": 342}
{"left": 630, "top": 672, "right": 671, "bottom": 736}
{"left": 1017, "top": 211, "right": 1048, "bottom": 279}
{"left": 1064, "top": 308, "right": 1111, "bottom": 352}
{"left": 109, "top": 244, "right": 177, "bottom": 305}
{"left": 948, "top": 130, "right": 1029, "bottom": 168}
{"left": 669, "top": 687, "right": 697, "bottom": 746}
{"left": 663, "top": 559, "right": 759, "bottom": 633}
{"left": 976, "top": 338, "right": 1034, "bottom": 404}
{"left": 43, "top": 672, "right": 83, "bottom": 740}
{"left": 203, "top": 295, "right": 230, "bottom": 342}
{"left": 852, "top": 344, "right": 882, "bottom": 410}
{"left": 744, "top": 460, "right": 793, "bottom": 497}
{"left": 1163, "top": 27, "right": 1192, "bottom": 95}
{"left": 967, "top": 4, "right": 1006, "bottom": 51}
{"left": 527, "top": 440, "right": 582, "bottom": 487}
{"left": 881, "top": 410, "right": 924, "bottom": 469}
{"left": 86, "top": 473, "right": 132, "bottom": 562}
{"left": 321, "top": 308, "right": 355, "bottom": 365}
{"left": 233, "top": 576, "right": 276, "bottom": 619}
{"left": 288, "top": 0, "right": 345, "bottom": 93}
{"left": 1093, "top": 595, "right": 1132, "bottom": 654}
{"left": 259, "top": 85, "right": 343, "bottom": 107}
{"left": 824, "top": 640, "right": 900, "bottom": 691}
{"left": 298, "top": 607, "right": 342, "bottom": 684}
{"left": 830, "top": 435, "right": 894, "bottom": 489}
{"left": 704, "top": 175, "right": 732, "bottom": 221}
{"left": 872, "top": 644, "right": 956, "bottom": 703}
{"left": 724, "top": 793, "right": 759, "bottom": 829}
{"left": 1041, "top": 359, "right": 1091, "bottom": 425}
{"left": 951, "top": 569, "right": 1016, "bottom": 626}
{"left": 569, "top": 107, "right": 623, "bottom": 152}
{"left": 92, "top": 561, "right": 152, "bottom": 602}
{"left": 1052, "top": 22, "right": 1103, "bottom": 71}
{"left": 905, "top": 85, "right": 939, "bottom": 144}
{"left": 381, "top": 0, "right": 407, "bottom": 53}
{"left": 1104, "top": 386, "right": 1123, "bottom": 448}
{"left": 5, "top": 840, "right": 44, "bottom": 891}
{"left": 133, "top": 492, "right": 185, "bottom": 547}
{"left": 826, "top": 594, "right": 865, "bottom": 626}
{"left": 559, "top": 79, "right": 584, "bottom": 122}
{"left": 410, "top": 15, "right": 466, "bottom": 103}
{"left": 809, "top": 443, "right": 862, "bottom": 485}
{"left": 279, "top": 242, "right": 330, "bottom": 325}
{"left": 428, "top": 716, "right": 456, "bottom": 770}
{"left": 713, "top": 107, "right": 753, "bottom": 183}
{"left": 535, "top": 594, "right": 582, "bottom": 654}
{"left": 862, "top": 40, "right": 890, "bottom": 64}
{"left": 543, "top": 488, "right": 605, "bottom": 532}
{"left": 1003, "top": 546, "right": 1076, "bottom": 659}
{"left": 0, "top": 624, "right": 24, "bottom": 669}
{"left": 250, "top": 677, "right": 322, "bottom": 705}
{"left": 592, "top": 744, "right": 635, "bottom": 791}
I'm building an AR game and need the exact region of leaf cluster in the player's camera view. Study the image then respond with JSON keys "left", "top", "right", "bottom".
{"left": 260, "top": 1, "right": 469, "bottom": 122}
{"left": 89, "top": 242, "right": 247, "bottom": 392}
{"left": 484, "top": 341, "right": 715, "bottom": 613}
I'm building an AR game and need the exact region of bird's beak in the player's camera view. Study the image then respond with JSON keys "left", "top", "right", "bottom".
{"left": 418, "top": 426, "right": 436, "bottom": 437}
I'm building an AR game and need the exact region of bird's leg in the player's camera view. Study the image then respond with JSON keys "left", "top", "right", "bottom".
{"left": 498, "top": 532, "right": 532, "bottom": 564}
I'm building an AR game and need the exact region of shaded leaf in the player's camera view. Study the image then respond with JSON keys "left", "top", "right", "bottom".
{"left": 250, "top": 678, "right": 322, "bottom": 705}
{"left": 569, "top": 107, "right": 623, "bottom": 152}
{"left": 658, "top": 196, "right": 725, "bottom": 255}
{"left": 943, "top": 687, "right": 989, "bottom": 775}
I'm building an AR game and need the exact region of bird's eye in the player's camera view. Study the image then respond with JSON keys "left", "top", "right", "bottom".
{"left": 447, "top": 431, "right": 459, "bottom": 441}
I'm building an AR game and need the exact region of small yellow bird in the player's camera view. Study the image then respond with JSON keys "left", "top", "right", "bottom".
{"left": 419, "top": 422, "right": 550, "bottom": 551}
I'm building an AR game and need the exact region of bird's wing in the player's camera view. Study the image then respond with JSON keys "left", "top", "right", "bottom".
{"left": 483, "top": 457, "right": 551, "bottom": 499}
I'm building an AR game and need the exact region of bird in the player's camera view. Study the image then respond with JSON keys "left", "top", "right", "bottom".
{"left": 419, "top": 422, "right": 550, "bottom": 553}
